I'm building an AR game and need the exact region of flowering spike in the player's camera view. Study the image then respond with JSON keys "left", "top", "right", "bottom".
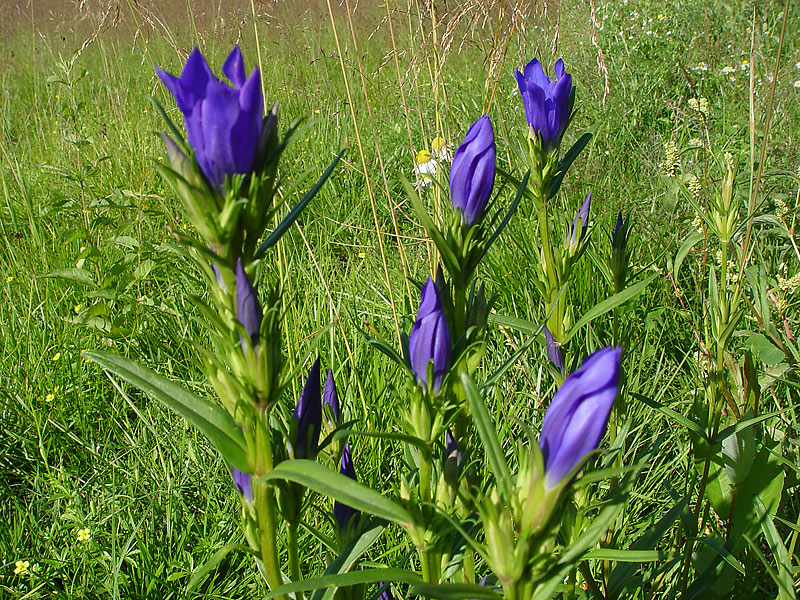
{"left": 235, "top": 258, "right": 262, "bottom": 350}
{"left": 543, "top": 326, "right": 565, "bottom": 376}
{"left": 156, "top": 46, "right": 263, "bottom": 189}
{"left": 515, "top": 57, "right": 573, "bottom": 152}
{"left": 293, "top": 358, "right": 322, "bottom": 459}
{"left": 408, "top": 278, "right": 452, "bottom": 392}
{"left": 539, "top": 346, "right": 621, "bottom": 489}
{"left": 450, "top": 115, "right": 496, "bottom": 226}
{"left": 333, "top": 443, "right": 360, "bottom": 533}
{"left": 232, "top": 468, "right": 254, "bottom": 505}
{"left": 323, "top": 369, "right": 339, "bottom": 426}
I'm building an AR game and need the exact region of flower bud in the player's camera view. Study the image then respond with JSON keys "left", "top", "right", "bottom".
{"left": 539, "top": 346, "right": 620, "bottom": 489}
{"left": 610, "top": 211, "right": 629, "bottom": 292}
{"left": 543, "top": 326, "right": 565, "bottom": 376}
{"left": 292, "top": 358, "right": 322, "bottom": 459}
{"left": 449, "top": 115, "right": 496, "bottom": 226}
{"left": 323, "top": 368, "right": 339, "bottom": 427}
{"left": 567, "top": 192, "right": 592, "bottom": 254}
{"left": 232, "top": 468, "right": 254, "bottom": 505}
{"left": 408, "top": 277, "right": 451, "bottom": 393}
{"left": 235, "top": 258, "right": 262, "bottom": 350}
{"left": 515, "top": 58, "right": 573, "bottom": 153}
{"left": 156, "top": 46, "right": 263, "bottom": 189}
{"left": 333, "top": 443, "right": 360, "bottom": 534}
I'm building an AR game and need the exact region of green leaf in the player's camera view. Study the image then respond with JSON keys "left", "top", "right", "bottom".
{"left": 260, "top": 460, "right": 413, "bottom": 527}
{"left": 149, "top": 96, "right": 190, "bottom": 155}
{"left": 673, "top": 231, "right": 704, "bottom": 279}
{"left": 262, "top": 568, "right": 421, "bottom": 598}
{"left": 461, "top": 371, "right": 512, "bottom": 498}
{"left": 401, "top": 175, "right": 460, "bottom": 277}
{"left": 254, "top": 148, "right": 345, "bottom": 258}
{"left": 694, "top": 536, "right": 744, "bottom": 576}
{"left": 754, "top": 498, "right": 795, "bottom": 600}
{"left": 632, "top": 392, "right": 707, "bottom": 441}
{"left": 564, "top": 273, "right": 657, "bottom": 342}
{"left": 475, "top": 170, "right": 530, "bottom": 265}
{"left": 584, "top": 549, "right": 674, "bottom": 562}
{"left": 714, "top": 410, "right": 780, "bottom": 445}
{"left": 549, "top": 132, "right": 592, "bottom": 197}
{"left": 312, "top": 520, "right": 387, "bottom": 600}
{"left": 186, "top": 543, "right": 253, "bottom": 592}
{"left": 84, "top": 351, "right": 249, "bottom": 471}
{"left": 333, "top": 429, "right": 431, "bottom": 457}
{"left": 39, "top": 268, "right": 97, "bottom": 287}
{"left": 410, "top": 583, "right": 502, "bottom": 600}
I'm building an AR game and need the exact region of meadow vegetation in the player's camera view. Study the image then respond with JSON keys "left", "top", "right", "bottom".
{"left": 1, "top": 0, "right": 799, "bottom": 598}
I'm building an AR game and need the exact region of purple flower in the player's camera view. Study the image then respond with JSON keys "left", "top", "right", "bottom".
{"left": 377, "top": 583, "right": 394, "bottom": 600}
{"left": 543, "top": 326, "right": 565, "bottom": 376}
{"left": 333, "top": 443, "right": 360, "bottom": 533}
{"left": 408, "top": 278, "right": 451, "bottom": 392}
{"left": 232, "top": 468, "right": 253, "bottom": 505}
{"left": 568, "top": 192, "right": 592, "bottom": 252}
{"left": 515, "top": 58, "right": 573, "bottom": 152}
{"left": 323, "top": 369, "right": 339, "bottom": 426}
{"left": 539, "top": 346, "right": 621, "bottom": 488}
{"left": 156, "top": 46, "right": 263, "bottom": 189}
{"left": 236, "top": 258, "right": 262, "bottom": 350}
{"left": 293, "top": 358, "right": 322, "bottom": 459}
{"left": 450, "top": 115, "right": 496, "bottom": 226}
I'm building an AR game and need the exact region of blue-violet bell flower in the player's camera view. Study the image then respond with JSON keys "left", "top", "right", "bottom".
{"left": 543, "top": 325, "right": 565, "bottom": 376}
{"left": 515, "top": 58, "right": 572, "bottom": 153}
{"left": 156, "top": 46, "right": 263, "bottom": 189}
{"left": 323, "top": 368, "right": 339, "bottom": 427}
{"left": 449, "top": 115, "right": 496, "bottom": 226}
{"left": 235, "top": 258, "right": 262, "bottom": 350}
{"left": 333, "top": 443, "right": 360, "bottom": 533}
{"left": 408, "top": 277, "right": 451, "bottom": 393}
{"left": 293, "top": 358, "right": 322, "bottom": 459}
{"left": 232, "top": 468, "right": 254, "bottom": 505}
{"left": 539, "top": 346, "right": 621, "bottom": 489}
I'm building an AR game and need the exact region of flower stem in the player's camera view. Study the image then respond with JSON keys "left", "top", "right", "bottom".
{"left": 287, "top": 519, "right": 302, "bottom": 593}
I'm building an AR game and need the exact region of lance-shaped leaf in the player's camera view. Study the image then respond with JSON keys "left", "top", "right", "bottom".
{"left": 84, "top": 351, "right": 249, "bottom": 471}
{"left": 260, "top": 459, "right": 413, "bottom": 527}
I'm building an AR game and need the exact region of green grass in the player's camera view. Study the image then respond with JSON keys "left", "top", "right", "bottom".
{"left": 1, "top": 0, "right": 799, "bottom": 598}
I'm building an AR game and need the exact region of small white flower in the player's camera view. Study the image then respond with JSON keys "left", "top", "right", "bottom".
{"left": 721, "top": 66, "right": 736, "bottom": 74}
{"left": 793, "top": 81, "right": 800, "bottom": 89}
{"left": 413, "top": 150, "right": 437, "bottom": 188}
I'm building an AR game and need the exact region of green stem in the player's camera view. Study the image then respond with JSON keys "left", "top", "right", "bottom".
{"left": 288, "top": 519, "right": 302, "bottom": 592}
{"left": 453, "top": 279, "right": 467, "bottom": 343}
{"left": 253, "top": 416, "right": 286, "bottom": 598}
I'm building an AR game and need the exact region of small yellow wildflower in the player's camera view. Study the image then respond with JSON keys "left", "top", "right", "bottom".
{"left": 76, "top": 528, "right": 90, "bottom": 542}
{"left": 52, "top": 352, "right": 61, "bottom": 361}
{"left": 416, "top": 149, "right": 432, "bottom": 164}
{"left": 14, "top": 560, "right": 29, "bottom": 575}
{"left": 357, "top": 252, "right": 366, "bottom": 259}
{"left": 6, "top": 276, "right": 12, "bottom": 283}
{"left": 45, "top": 393, "right": 55, "bottom": 402}
{"left": 74, "top": 304, "right": 83, "bottom": 313}
{"left": 314, "top": 109, "right": 320, "bottom": 114}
